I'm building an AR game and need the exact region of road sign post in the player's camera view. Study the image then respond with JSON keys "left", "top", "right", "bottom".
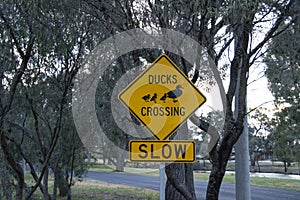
{"left": 118, "top": 54, "right": 207, "bottom": 200}
{"left": 159, "top": 163, "right": 166, "bottom": 200}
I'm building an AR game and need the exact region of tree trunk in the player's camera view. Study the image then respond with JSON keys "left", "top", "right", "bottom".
{"left": 250, "top": 153, "right": 255, "bottom": 168}
{"left": 53, "top": 168, "right": 58, "bottom": 200}
{"left": 206, "top": 136, "right": 235, "bottom": 200}
{"left": 206, "top": 164, "right": 227, "bottom": 200}
{"left": 43, "top": 168, "right": 51, "bottom": 200}
{"left": 67, "top": 186, "right": 72, "bottom": 200}
{"left": 165, "top": 164, "right": 185, "bottom": 200}
{"left": 185, "top": 163, "right": 196, "bottom": 198}
{"left": 284, "top": 160, "right": 288, "bottom": 174}
{"left": 0, "top": 132, "right": 24, "bottom": 200}
{"left": 16, "top": 177, "right": 24, "bottom": 200}
{"left": 116, "top": 134, "right": 127, "bottom": 172}
{"left": 116, "top": 150, "right": 125, "bottom": 172}
{"left": 165, "top": 125, "right": 196, "bottom": 200}
{"left": 1, "top": 171, "right": 12, "bottom": 200}
{"left": 107, "top": 149, "right": 112, "bottom": 165}
{"left": 165, "top": 163, "right": 196, "bottom": 200}
{"left": 256, "top": 159, "right": 260, "bottom": 173}
{"left": 54, "top": 169, "right": 68, "bottom": 197}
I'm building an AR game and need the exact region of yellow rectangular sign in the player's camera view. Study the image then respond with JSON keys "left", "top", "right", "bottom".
{"left": 129, "top": 140, "right": 195, "bottom": 162}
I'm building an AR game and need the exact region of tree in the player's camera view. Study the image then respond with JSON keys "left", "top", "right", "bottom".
{"left": 248, "top": 108, "right": 273, "bottom": 171}
{"left": 0, "top": 1, "right": 99, "bottom": 199}
{"left": 16, "top": 77, "right": 88, "bottom": 199}
{"left": 264, "top": 1, "right": 299, "bottom": 174}
{"left": 270, "top": 107, "right": 299, "bottom": 173}
{"left": 0, "top": 1, "right": 35, "bottom": 199}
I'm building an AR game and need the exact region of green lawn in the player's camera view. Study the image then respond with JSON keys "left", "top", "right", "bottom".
{"left": 25, "top": 174, "right": 159, "bottom": 200}
{"left": 194, "top": 171, "right": 300, "bottom": 191}
{"left": 59, "top": 183, "right": 159, "bottom": 200}
{"left": 250, "top": 177, "right": 300, "bottom": 191}
{"left": 30, "top": 182, "right": 159, "bottom": 200}
{"left": 88, "top": 163, "right": 160, "bottom": 176}
{"left": 88, "top": 163, "right": 115, "bottom": 173}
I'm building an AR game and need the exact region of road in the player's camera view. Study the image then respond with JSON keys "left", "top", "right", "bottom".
{"left": 86, "top": 171, "right": 300, "bottom": 200}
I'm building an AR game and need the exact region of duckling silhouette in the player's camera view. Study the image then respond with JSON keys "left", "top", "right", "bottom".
{"left": 142, "top": 94, "right": 150, "bottom": 102}
{"left": 160, "top": 93, "right": 167, "bottom": 103}
{"left": 167, "top": 85, "right": 183, "bottom": 102}
{"left": 150, "top": 93, "right": 157, "bottom": 103}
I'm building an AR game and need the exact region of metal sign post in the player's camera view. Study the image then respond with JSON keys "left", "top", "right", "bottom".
{"left": 160, "top": 163, "right": 166, "bottom": 200}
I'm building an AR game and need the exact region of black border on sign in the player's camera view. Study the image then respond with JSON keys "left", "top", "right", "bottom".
{"left": 118, "top": 54, "right": 207, "bottom": 140}
{"left": 129, "top": 140, "right": 195, "bottom": 163}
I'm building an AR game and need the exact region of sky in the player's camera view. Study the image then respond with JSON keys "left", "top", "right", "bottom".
{"left": 247, "top": 65, "right": 275, "bottom": 112}
{"left": 196, "top": 64, "right": 275, "bottom": 116}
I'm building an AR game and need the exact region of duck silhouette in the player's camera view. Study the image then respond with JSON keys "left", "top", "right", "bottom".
{"left": 167, "top": 85, "right": 183, "bottom": 102}
{"left": 142, "top": 94, "right": 150, "bottom": 102}
{"left": 150, "top": 93, "right": 157, "bottom": 103}
{"left": 160, "top": 93, "right": 167, "bottom": 103}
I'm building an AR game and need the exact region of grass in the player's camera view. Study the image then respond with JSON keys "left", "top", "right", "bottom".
{"left": 66, "top": 181, "right": 159, "bottom": 200}
{"left": 193, "top": 171, "right": 236, "bottom": 183}
{"left": 88, "top": 163, "right": 115, "bottom": 173}
{"left": 89, "top": 163, "right": 300, "bottom": 191}
{"left": 250, "top": 177, "right": 300, "bottom": 191}
{"left": 123, "top": 166, "right": 159, "bottom": 176}
{"left": 88, "top": 163, "right": 160, "bottom": 176}
{"left": 194, "top": 171, "right": 300, "bottom": 191}
{"left": 22, "top": 167, "right": 159, "bottom": 200}
{"left": 29, "top": 179, "right": 159, "bottom": 200}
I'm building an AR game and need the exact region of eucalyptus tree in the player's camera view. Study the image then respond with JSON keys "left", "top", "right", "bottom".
{"left": 0, "top": 1, "right": 35, "bottom": 199}
{"left": 95, "top": 52, "right": 150, "bottom": 171}
{"left": 0, "top": 0, "right": 104, "bottom": 199}
{"left": 264, "top": 1, "right": 299, "bottom": 174}
{"left": 248, "top": 109, "right": 273, "bottom": 170}
{"left": 20, "top": 1, "right": 100, "bottom": 198}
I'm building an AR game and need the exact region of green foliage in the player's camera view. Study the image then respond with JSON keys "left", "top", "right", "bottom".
{"left": 264, "top": 10, "right": 300, "bottom": 167}
{"left": 0, "top": 0, "right": 99, "bottom": 198}
{"left": 248, "top": 109, "right": 273, "bottom": 163}
{"left": 265, "top": 22, "right": 300, "bottom": 104}
{"left": 270, "top": 106, "right": 300, "bottom": 164}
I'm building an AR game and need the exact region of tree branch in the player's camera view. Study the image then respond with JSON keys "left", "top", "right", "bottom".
{"left": 249, "top": 1, "right": 295, "bottom": 57}
{"left": 247, "top": 100, "right": 274, "bottom": 115}
{"left": 0, "top": 11, "right": 25, "bottom": 58}
{"left": 215, "top": 37, "right": 234, "bottom": 64}
{"left": 3, "top": 35, "right": 35, "bottom": 115}
{"left": 189, "top": 114, "right": 220, "bottom": 155}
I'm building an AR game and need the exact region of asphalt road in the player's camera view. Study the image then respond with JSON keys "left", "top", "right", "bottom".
{"left": 86, "top": 171, "right": 300, "bottom": 200}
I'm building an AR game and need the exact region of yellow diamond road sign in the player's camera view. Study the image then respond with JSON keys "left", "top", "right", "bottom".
{"left": 119, "top": 54, "right": 206, "bottom": 140}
